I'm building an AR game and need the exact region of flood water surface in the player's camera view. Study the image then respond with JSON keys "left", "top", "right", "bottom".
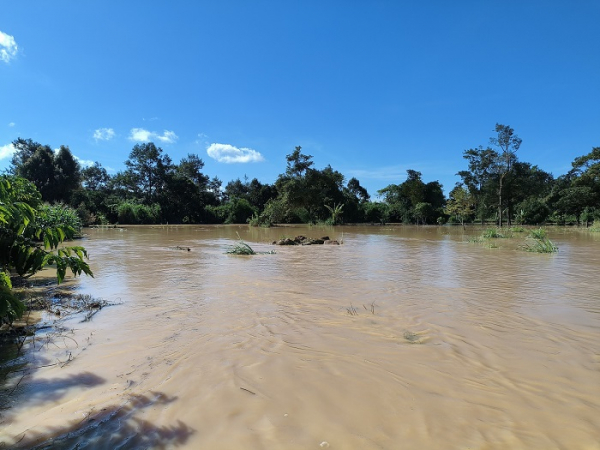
{"left": 1, "top": 226, "right": 599, "bottom": 449}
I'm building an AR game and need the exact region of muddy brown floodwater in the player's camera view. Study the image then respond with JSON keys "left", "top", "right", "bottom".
{"left": 1, "top": 225, "right": 599, "bottom": 449}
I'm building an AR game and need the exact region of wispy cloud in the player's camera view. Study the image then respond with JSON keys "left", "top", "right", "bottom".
{"left": 129, "top": 128, "right": 178, "bottom": 144}
{"left": 0, "top": 31, "right": 18, "bottom": 63}
{"left": 75, "top": 156, "right": 95, "bottom": 167}
{"left": 346, "top": 165, "right": 415, "bottom": 181}
{"left": 195, "top": 133, "right": 209, "bottom": 146}
{"left": 0, "top": 143, "right": 15, "bottom": 160}
{"left": 93, "top": 127, "right": 115, "bottom": 141}
{"left": 53, "top": 147, "right": 95, "bottom": 168}
{"left": 207, "top": 143, "right": 264, "bottom": 164}
{"left": 8, "top": 122, "right": 15, "bottom": 127}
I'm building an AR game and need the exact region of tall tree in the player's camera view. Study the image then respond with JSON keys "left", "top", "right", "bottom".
{"left": 18, "top": 145, "right": 56, "bottom": 202}
{"left": 53, "top": 146, "right": 81, "bottom": 203}
{"left": 10, "top": 138, "right": 42, "bottom": 173}
{"left": 490, "top": 124, "right": 521, "bottom": 227}
{"left": 123, "top": 142, "right": 173, "bottom": 204}
{"left": 457, "top": 146, "right": 498, "bottom": 224}
{"left": 177, "top": 153, "right": 209, "bottom": 189}
{"left": 82, "top": 162, "right": 110, "bottom": 191}
{"left": 285, "top": 146, "right": 313, "bottom": 177}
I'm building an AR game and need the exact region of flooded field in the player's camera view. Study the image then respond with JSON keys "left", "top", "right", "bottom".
{"left": 1, "top": 225, "right": 599, "bottom": 449}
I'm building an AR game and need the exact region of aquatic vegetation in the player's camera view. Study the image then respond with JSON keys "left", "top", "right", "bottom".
{"left": 226, "top": 240, "right": 257, "bottom": 255}
{"left": 529, "top": 228, "right": 548, "bottom": 240}
{"left": 363, "top": 301, "right": 377, "bottom": 315}
{"left": 509, "top": 226, "right": 526, "bottom": 233}
{"left": 346, "top": 304, "right": 359, "bottom": 316}
{"left": 520, "top": 237, "right": 558, "bottom": 253}
{"left": 520, "top": 228, "right": 558, "bottom": 253}
{"left": 403, "top": 331, "right": 421, "bottom": 344}
{"left": 226, "top": 234, "right": 275, "bottom": 255}
{"left": 482, "top": 228, "right": 511, "bottom": 239}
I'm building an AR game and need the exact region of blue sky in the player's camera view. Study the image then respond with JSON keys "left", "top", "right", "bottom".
{"left": 1, "top": 1, "right": 599, "bottom": 198}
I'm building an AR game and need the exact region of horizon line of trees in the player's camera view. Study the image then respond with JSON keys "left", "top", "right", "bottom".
{"left": 5, "top": 125, "right": 600, "bottom": 227}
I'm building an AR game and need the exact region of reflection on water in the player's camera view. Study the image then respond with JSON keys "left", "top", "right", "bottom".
{"left": 1, "top": 225, "right": 599, "bottom": 449}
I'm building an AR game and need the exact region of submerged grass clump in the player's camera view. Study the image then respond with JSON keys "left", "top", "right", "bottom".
{"left": 482, "top": 228, "right": 511, "bottom": 239}
{"left": 519, "top": 228, "right": 558, "bottom": 253}
{"left": 226, "top": 233, "right": 275, "bottom": 255}
{"left": 226, "top": 240, "right": 257, "bottom": 255}
{"left": 403, "top": 331, "right": 421, "bottom": 344}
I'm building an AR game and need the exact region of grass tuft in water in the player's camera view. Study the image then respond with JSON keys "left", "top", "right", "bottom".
{"left": 346, "top": 304, "right": 358, "bottom": 316}
{"left": 403, "top": 331, "right": 421, "bottom": 344}
{"left": 482, "top": 228, "right": 511, "bottom": 239}
{"left": 226, "top": 233, "right": 275, "bottom": 255}
{"left": 520, "top": 228, "right": 558, "bottom": 253}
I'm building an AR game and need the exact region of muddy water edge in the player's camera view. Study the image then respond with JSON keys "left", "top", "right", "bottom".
{"left": 1, "top": 225, "right": 599, "bottom": 449}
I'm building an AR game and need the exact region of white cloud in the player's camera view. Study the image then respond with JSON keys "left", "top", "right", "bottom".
{"left": 93, "top": 127, "right": 115, "bottom": 141}
{"left": 206, "top": 143, "right": 264, "bottom": 164}
{"left": 129, "top": 128, "right": 178, "bottom": 144}
{"left": 75, "top": 156, "right": 95, "bottom": 167}
{"left": 0, "top": 31, "right": 18, "bottom": 63}
{"left": 8, "top": 122, "right": 15, "bottom": 127}
{"left": 0, "top": 143, "right": 16, "bottom": 160}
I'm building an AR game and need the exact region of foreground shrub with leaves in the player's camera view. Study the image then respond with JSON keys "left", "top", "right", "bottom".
{"left": 1, "top": 176, "right": 93, "bottom": 326}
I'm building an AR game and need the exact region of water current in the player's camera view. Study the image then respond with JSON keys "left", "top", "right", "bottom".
{"left": 1, "top": 225, "right": 599, "bottom": 449}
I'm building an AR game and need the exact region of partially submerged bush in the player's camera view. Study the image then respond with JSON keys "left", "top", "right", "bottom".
{"left": 520, "top": 228, "right": 558, "bottom": 253}
{"left": 226, "top": 234, "right": 275, "bottom": 255}
{"left": 482, "top": 228, "right": 510, "bottom": 239}
{"left": 226, "top": 240, "right": 257, "bottom": 255}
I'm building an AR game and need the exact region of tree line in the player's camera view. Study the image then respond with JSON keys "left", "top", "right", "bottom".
{"left": 5, "top": 124, "right": 600, "bottom": 227}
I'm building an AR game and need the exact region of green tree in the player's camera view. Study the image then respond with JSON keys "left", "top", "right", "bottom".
{"left": 17, "top": 144, "right": 56, "bottom": 201}
{"left": 177, "top": 154, "right": 209, "bottom": 189}
{"left": 457, "top": 146, "right": 498, "bottom": 224}
{"left": 274, "top": 148, "right": 346, "bottom": 223}
{"left": 122, "top": 142, "right": 174, "bottom": 205}
{"left": 286, "top": 146, "right": 314, "bottom": 177}
{"left": 53, "top": 145, "right": 81, "bottom": 203}
{"left": 490, "top": 124, "right": 521, "bottom": 227}
{"left": 82, "top": 162, "right": 110, "bottom": 191}
{"left": 378, "top": 170, "right": 444, "bottom": 224}
{"left": 444, "top": 184, "right": 474, "bottom": 227}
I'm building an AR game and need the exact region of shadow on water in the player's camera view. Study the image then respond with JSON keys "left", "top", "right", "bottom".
{"left": 1, "top": 341, "right": 193, "bottom": 449}
{"left": 21, "top": 391, "right": 194, "bottom": 450}
{"left": 2, "top": 376, "right": 194, "bottom": 449}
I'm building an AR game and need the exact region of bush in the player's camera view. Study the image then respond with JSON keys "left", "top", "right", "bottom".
{"left": 516, "top": 198, "right": 550, "bottom": 225}
{"left": 115, "top": 202, "right": 161, "bottom": 224}
{"left": 35, "top": 203, "right": 83, "bottom": 235}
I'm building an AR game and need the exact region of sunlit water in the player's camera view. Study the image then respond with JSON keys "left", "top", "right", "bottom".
{"left": 1, "top": 225, "right": 599, "bottom": 449}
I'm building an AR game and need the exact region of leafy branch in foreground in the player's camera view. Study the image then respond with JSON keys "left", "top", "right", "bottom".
{"left": 1, "top": 176, "right": 93, "bottom": 326}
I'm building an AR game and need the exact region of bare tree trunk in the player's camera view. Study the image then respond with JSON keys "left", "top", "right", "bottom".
{"left": 498, "top": 176, "right": 503, "bottom": 228}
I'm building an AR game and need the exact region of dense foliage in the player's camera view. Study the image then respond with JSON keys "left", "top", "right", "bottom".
{"left": 0, "top": 176, "right": 93, "bottom": 325}
{"left": 6, "top": 126, "right": 600, "bottom": 228}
